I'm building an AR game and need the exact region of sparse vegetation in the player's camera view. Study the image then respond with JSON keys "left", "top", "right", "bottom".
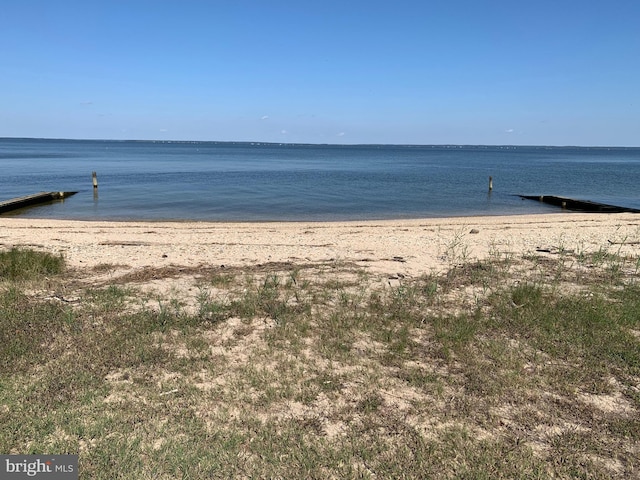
{"left": 0, "top": 244, "right": 639, "bottom": 478}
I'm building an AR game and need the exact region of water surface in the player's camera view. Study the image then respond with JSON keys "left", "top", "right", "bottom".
{"left": 1, "top": 139, "right": 638, "bottom": 221}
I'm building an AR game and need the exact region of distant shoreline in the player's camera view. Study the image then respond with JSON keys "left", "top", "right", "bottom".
{"left": 2, "top": 137, "right": 639, "bottom": 149}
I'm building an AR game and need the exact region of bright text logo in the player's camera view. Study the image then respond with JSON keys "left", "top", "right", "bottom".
{"left": 1, "top": 455, "right": 77, "bottom": 479}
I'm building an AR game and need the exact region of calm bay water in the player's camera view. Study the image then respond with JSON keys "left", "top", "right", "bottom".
{"left": 1, "top": 138, "right": 639, "bottom": 221}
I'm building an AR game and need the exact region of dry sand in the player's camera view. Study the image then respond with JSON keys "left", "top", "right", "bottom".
{"left": 2, "top": 213, "right": 639, "bottom": 278}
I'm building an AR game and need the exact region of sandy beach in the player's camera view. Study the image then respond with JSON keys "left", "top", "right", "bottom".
{"left": 2, "top": 213, "right": 639, "bottom": 278}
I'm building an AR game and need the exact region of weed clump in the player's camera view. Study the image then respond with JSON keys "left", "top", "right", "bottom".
{"left": 0, "top": 247, "right": 64, "bottom": 281}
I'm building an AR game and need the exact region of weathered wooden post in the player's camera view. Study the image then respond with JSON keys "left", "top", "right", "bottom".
{"left": 92, "top": 171, "right": 98, "bottom": 189}
{"left": 488, "top": 176, "right": 493, "bottom": 191}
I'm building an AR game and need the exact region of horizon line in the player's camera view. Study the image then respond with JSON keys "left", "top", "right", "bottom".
{"left": 1, "top": 136, "right": 639, "bottom": 149}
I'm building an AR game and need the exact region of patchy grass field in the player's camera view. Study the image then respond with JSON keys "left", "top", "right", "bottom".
{"left": 1, "top": 244, "right": 639, "bottom": 478}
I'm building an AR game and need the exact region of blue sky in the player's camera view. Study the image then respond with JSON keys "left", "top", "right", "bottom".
{"left": 1, "top": 1, "right": 638, "bottom": 145}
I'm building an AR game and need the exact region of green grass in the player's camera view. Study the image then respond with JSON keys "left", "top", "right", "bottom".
{"left": 0, "top": 247, "right": 64, "bottom": 281}
{"left": 0, "top": 287, "right": 73, "bottom": 373}
{"left": 1, "top": 246, "right": 639, "bottom": 478}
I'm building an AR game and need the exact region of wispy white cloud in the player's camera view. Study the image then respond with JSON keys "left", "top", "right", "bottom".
{"left": 505, "top": 128, "right": 514, "bottom": 133}
{"left": 281, "top": 129, "right": 288, "bottom": 135}
{"left": 261, "top": 115, "right": 269, "bottom": 120}
{"left": 337, "top": 132, "right": 345, "bottom": 137}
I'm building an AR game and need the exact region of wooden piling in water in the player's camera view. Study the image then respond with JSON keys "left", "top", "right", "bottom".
{"left": 92, "top": 172, "right": 98, "bottom": 189}
{"left": 488, "top": 176, "right": 493, "bottom": 191}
